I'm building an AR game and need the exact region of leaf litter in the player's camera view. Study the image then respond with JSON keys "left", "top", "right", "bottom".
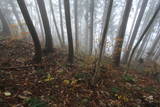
{"left": 0, "top": 39, "right": 160, "bottom": 107}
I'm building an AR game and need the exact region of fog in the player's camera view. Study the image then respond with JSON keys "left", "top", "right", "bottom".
{"left": 0, "top": 0, "right": 160, "bottom": 64}
{"left": 1, "top": 0, "right": 160, "bottom": 106}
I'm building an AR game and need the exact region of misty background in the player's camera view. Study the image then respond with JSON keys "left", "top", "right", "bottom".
{"left": 0, "top": 0, "right": 160, "bottom": 64}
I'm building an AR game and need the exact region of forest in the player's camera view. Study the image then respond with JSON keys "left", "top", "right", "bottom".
{"left": 0, "top": 0, "right": 160, "bottom": 106}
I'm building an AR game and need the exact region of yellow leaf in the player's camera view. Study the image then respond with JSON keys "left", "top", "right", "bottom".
{"left": 63, "top": 80, "right": 70, "bottom": 85}
{"left": 44, "top": 74, "right": 54, "bottom": 82}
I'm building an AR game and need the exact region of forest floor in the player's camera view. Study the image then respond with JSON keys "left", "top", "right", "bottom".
{"left": 0, "top": 38, "right": 160, "bottom": 107}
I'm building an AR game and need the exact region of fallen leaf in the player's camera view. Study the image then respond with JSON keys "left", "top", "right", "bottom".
{"left": 44, "top": 74, "right": 54, "bottom": 82}
{"left": 71, "top": 80, "right": 78, "bottom": 86}
{"left": 4, "top": 92, "right": 11, "bottom": 96}
{"left": 63, "top": 80, "right": 70, "bottom": 85}
{"left": 18, "top": 95, "right": 29, "bottom": 100}
{"left": 23, "top": 90, "right": 32, "bottom": 95}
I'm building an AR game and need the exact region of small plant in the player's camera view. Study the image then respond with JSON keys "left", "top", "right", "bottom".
{"left": 142, "top": 86, "right": 157, "bottom": 93}
{"left": 111, "top": 87, "right": 120, "bottom": 93}
{"left": 26, "top": 97, "right": 48, "bottom": 107}
{"left": 44, "top": 73, "right": 54, "bottom": 82}
{"left": 0, "top": 70, "right": 3, "bottom": 73}
{"left": 115, "top": 94, "right": 129, "bottom": 102}
{"left": 122, "top": 74, "right": 136, "bottom": 83}
{"left": 81, "top": 98, "right": 89, "bottom": 104}
{"left": 74, "top": 72, "right": 91, "bottom": 80}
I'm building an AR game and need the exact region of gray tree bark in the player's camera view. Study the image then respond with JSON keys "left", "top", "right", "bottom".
{"left": 49, "top": 0, "right": 63, "bottom": 47}
{"left": 136, "top": 34, "right": 151, "bottom": 60}
{"left": 58, "top": 0, "right": 65, "bottom": 45}
{"left": 74, "top": 0, "right": 79, "bottom": 52}
{"left": 0, "top": 8, "right": 11, "bottom": 35}
{"left": 84, "top": 0, "right": 89, "bottom": 53}
{"left": 37, "top": 0, "right": 54, "bottom": 53}
{"left": 148, "top": 31, "right": 160, "bottom": 59}
{"left": 153, "top": 42, "right": 160, "bottom": 61}
{"left": 113, "top": 0, "right": 133, "bottom": 66}
{"left": 127, "top": 2, "right": 160, "bottom": 68}
{"left": 9, "top": 0, "right": 25, "bottom": 33}
{"left": 89, "top": 0, "right": 95, "bottom": 55}
{"left": 122, "top": 0, "right": 149, "bottom": 64}
{"left": 92, "top": 0, "right": 113, "bottom": 85}
{"left": 64, "top": 0, "right": 74, "bottom": 63}
{"left": 124, "top": 0, "right": 141, "bottom": 49}
{"left": 98, "top": 0, "right": 113, "bottom": 63}
{"left": 17, "top": 0, "right": 42, "bottom": 63}
{"left": 34, "top": 0, "right": 45, "bottom": 43}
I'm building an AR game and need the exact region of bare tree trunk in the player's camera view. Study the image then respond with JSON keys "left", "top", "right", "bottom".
{"left": 127, "top": 2, "right": 160, "bottom": 68}
{"left": 122, "top": 0, "right": 149, "bottom": 64}
{"left": 113, "top": 0, "right": 133, "bottom": 66}
{"left": 17, "top": 0, "right": 42, "bottom": 63}
{"left": 124, "top": 0, "right": 141, "bottom": 49}
{"left": 9, "top": 0, "right": 25, "bottom": 33}
{"left": 100, "top": 0, "right": 109, "bottom": 56}
{"left": 148, "top": 31, "right": 160, "bottom": 58}
{"left": 136, "top": 34, "right": 151, "bottom": 59}
{"left": 92, "top": 0, "right": 113, "bottom": 85}
{"left": 89, "top": 0, "right": 95, "bottom": 55}
{"left": 136, "top": 24, "right": 160, "bottom": 60}
{"left": 0, "top": 8, "right": 11, "bottom": 35}
{"left": 153, "top": 42, "right": 160, "bottom": 61}
{"left": 58, "top": 0, "right": 65, "bottom": 45}
{"left": 37, "top": 0, "right": 53, "bottom": 53}
{"left": 101, "top": 0, "right": 108, "bottom": 31}
{"left": 74, "top": 0, "right": 79, "bottom": 52}
{"left": 85, "top": 0, "right": 89, "bottom": 53}
{"left": 64, "top": 0, "right": 74, "bottom": 64}
{"left": 98, "top": 0, "right": 113, "bottom": 64}
{"left": 34, "top": 0, "right": 45, "bottom": 43}
{"left": 49, "top": 0, "right": 63, "bottom": 47}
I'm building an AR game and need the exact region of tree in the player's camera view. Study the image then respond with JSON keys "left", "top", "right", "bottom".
{"left": 98, "top": 0, "right": 113, "bottom": 65}
{"left": 17, "top": 0, "right": 42, "bottom": 63}
{"left": 100, "top": 0, "right": 110, "bottom": 56}
{"left": 112, "top": 0, "right": 133, "bottom": 66}
{"left": 89, "top": 0, "right": 95, "bottom": 55}
{"left": 122, "top": 0, "right": 149, "bottom": 64}
{"left": 148, "top": 31, "right": 160, "bottom": 59}
{"left": 74, "top": 0, "right": 79, "bottom": 52}
{"left": 34, "top": 0, "right": 45, "bottom": 43}
{"left": 64, "top": 0, "right": 74, "bottom": 63}
{"left": 101, "top": 0, "right": 108, "bottom": 29}
{"left": 135, "top": 32, "right": 151, "bottom": 60}
{"left": 37, "top": 0, "right": 53, "bottom": 53}
{"left": 124, "top": 0, "right": 141, "bottom": 51}
{"left": 84, "top": 0, "right": 89, "bottom": 52}
{"left": 58, "top": 0, "right": 65, "bottom": 45}
{"left": 0, "top": 8, "right": 11, "bottom": 35}
{"left": 133, "top": 1, "right": 158, "bottom": 60}
{"left": 9, "top": 0, "right": 25, "bottom": 33}
{"left": 92, "top": 0, "right": 113, "bottom": 85}
{"left": 49, "top": 0, "right": 63, "bottom": 47}
{"left": 153, "top": 41, "right": 160, "bottom": 61}
{"left": 127, "top": 2, "right": 160, "bottom": 68}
